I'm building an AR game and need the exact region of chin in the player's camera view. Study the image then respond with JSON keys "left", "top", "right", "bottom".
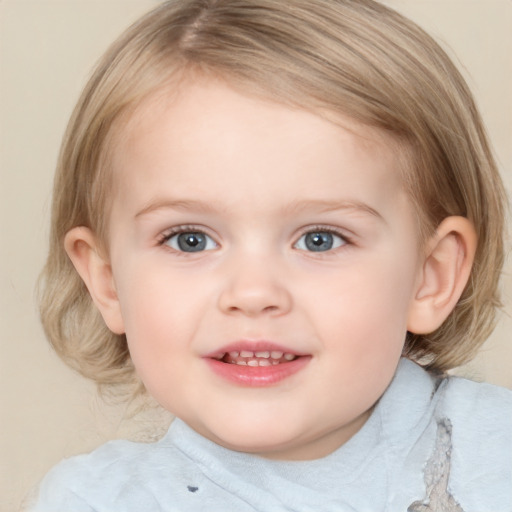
{"left": 201, "top": 417, "right": 304, "bottom": 457}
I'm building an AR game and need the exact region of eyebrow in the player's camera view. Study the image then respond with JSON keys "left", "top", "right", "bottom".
{"left": 135, "top": 199, "right": 220, "bottom": 218}
{"left": 283, "top": 199, "right": 384, "bottom": 221}
{"left": 135, "top": 197, "right": 384, "bottom": 222}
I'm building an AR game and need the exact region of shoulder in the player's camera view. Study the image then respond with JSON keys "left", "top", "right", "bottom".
{"left": 29, "top": 435, "right": 185, "bottom": 511}
{"left": 434, "top": 373, "right": 512, "bottom": 510}
{"left": 436, "top": 374, "right": 512, "bottom": 462}
{"left": 437, "top": 372, "right": 512, "bottom": 429}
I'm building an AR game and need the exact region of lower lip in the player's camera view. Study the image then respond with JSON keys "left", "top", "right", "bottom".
{"left": 205, "top": 356, "right": 311, "bottom": 387}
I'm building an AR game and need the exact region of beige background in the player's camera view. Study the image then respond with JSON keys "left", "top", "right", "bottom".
{"left": 1, "top": 1, "right": 511, "bottom": 510}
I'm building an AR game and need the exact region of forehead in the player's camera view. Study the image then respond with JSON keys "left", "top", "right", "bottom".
{"left": 108, "top": 77, "right": 407, "bottom": 218}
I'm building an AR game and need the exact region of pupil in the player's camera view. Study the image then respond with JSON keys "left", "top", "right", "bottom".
{"left": 306, "top": 232, "right": 333, "bottom": 252}
{"left": 178, "top": 232, "right": 206, "bottom": 252}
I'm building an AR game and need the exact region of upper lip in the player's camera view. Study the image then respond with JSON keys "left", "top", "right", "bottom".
{"left": 204, "top": 340, "right": 309, "bottom": 359}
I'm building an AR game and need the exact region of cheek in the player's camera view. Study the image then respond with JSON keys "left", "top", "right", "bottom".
{"left": 118, "top": 287, "right": 193, "bottom": 406}
{"left": 116, "top": 256, "right": 188, "bottom": 325}
{"left": 311, "top": 265, "right": 415, "bottom": 407}
{"left": 311, "top": 258, "right": 416, "bottom": 351}
{"left": 113, "top": 266, "right": 182, "bottom": 362}
{"left": 112, "top": 260, "right": 218, "bottom": 375}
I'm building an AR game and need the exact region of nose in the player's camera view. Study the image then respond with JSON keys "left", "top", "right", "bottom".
{"left": 217, "top": 257, "right": 293, "bottom": 317}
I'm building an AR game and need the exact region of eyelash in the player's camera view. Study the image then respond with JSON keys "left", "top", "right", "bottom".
{"left": 156, "top": 225, "right": 353, "bottom": 253}
{"left": 157, "top": 225, "right": 216, "bottom": 248}
{"left": 158, "top": 225, "right": 201, "bottom": 242}
{"left": 294, "top": 226, "right": 352, "bottom": 250}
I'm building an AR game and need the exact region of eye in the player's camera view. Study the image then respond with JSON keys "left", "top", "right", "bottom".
{"left": 163, "top": 231, "right": 217, "bottom": 253}
{"left": 294, "top": 230, "right": 347, "bottom": 252}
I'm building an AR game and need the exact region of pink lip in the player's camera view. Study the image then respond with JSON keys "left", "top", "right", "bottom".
{"left": 204, "top": 341, "right": 311, "bottom": 387}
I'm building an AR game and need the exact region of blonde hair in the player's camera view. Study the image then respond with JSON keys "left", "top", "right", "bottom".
{"left": 39, "top": 0, "right": 506, "bottom": 395}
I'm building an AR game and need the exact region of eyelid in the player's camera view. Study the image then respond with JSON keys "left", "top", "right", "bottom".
{"left": 157, "top": 225, "right": 219, "bottom": 250}
{"left": 296, "top": 225, "right": 352, "bottom": 241}
{"left": 293, "top": 225, "right": 352, "bottom": 251}
{"left": 156, "top": 224, "right": 353, "bottom": 252}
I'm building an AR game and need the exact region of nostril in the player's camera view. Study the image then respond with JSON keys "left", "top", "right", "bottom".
{"left": 217, "top": 279, "right": 293, "bottom": 316}
{"left": 226, "top": 303, "right": 280, "bottom": 316}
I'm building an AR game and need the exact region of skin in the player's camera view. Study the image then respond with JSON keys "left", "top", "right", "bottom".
{"left": 67, "top": 77, "right": 476, "bottom": 461}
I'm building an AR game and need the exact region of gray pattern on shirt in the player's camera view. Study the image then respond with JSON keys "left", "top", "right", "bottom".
{"left": 408, "top": 418, "right": 464, "bottom": 512}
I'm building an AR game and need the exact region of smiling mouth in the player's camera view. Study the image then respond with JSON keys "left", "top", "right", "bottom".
{"left": 205, "top": 343, "right": 310, "bottom": 386}
{"left": 213, "top": 350, "right": 298, "bottom": 367}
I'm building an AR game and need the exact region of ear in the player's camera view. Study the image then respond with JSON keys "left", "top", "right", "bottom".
{"left": 407, "top": 216, "right": 477, "bottom": 334}
{"left": 64, "top": 227, "right": 125, "bottom": 335}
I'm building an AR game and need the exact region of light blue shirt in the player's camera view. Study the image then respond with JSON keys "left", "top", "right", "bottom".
{"left": 29, "top": 359, "right": 512, "bottom": 511}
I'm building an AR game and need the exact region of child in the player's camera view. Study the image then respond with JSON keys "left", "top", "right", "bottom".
{"left": 31, "top": 0, "right": 511, "bottom": 510}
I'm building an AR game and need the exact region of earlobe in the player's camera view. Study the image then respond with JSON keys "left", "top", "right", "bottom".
{"left": 64, "top": 227, "right": 125, "bottom": 335}
{"left": 407, "top": 216, "right": 477, "bottom": 334}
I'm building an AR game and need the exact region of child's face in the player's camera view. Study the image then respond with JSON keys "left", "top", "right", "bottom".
{"left": 105, "top": 78, "right": 424, "bottom": 460}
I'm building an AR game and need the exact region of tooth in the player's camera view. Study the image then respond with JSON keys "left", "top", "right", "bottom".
{"left": 284, "top": 353, "right": 295, "bottom": 361}
{"left": 236, "top": 360, "right": 247, "bottom": 366}
{"left": 271, "top": 351, "right": 283, "bottom": 359}
{"left": 229, "top": 351, "right": 240, "bottom": 358}
{"left": 255, "top": 351, "right": 270, "bottom": 358}
{"left": 258, "top": 360, "right": 271, "bottom": 367}
{"left": 247, "top": 359, "right": 259, "bottom": 367}
{"left": 272, "top": 361, "right": 280, "bottom": 365}
{"left": 213, "top": 353, "right": 224, "bottom": 360}
{"left": 240, "top": 350, "right": 254, "bottom": 358}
